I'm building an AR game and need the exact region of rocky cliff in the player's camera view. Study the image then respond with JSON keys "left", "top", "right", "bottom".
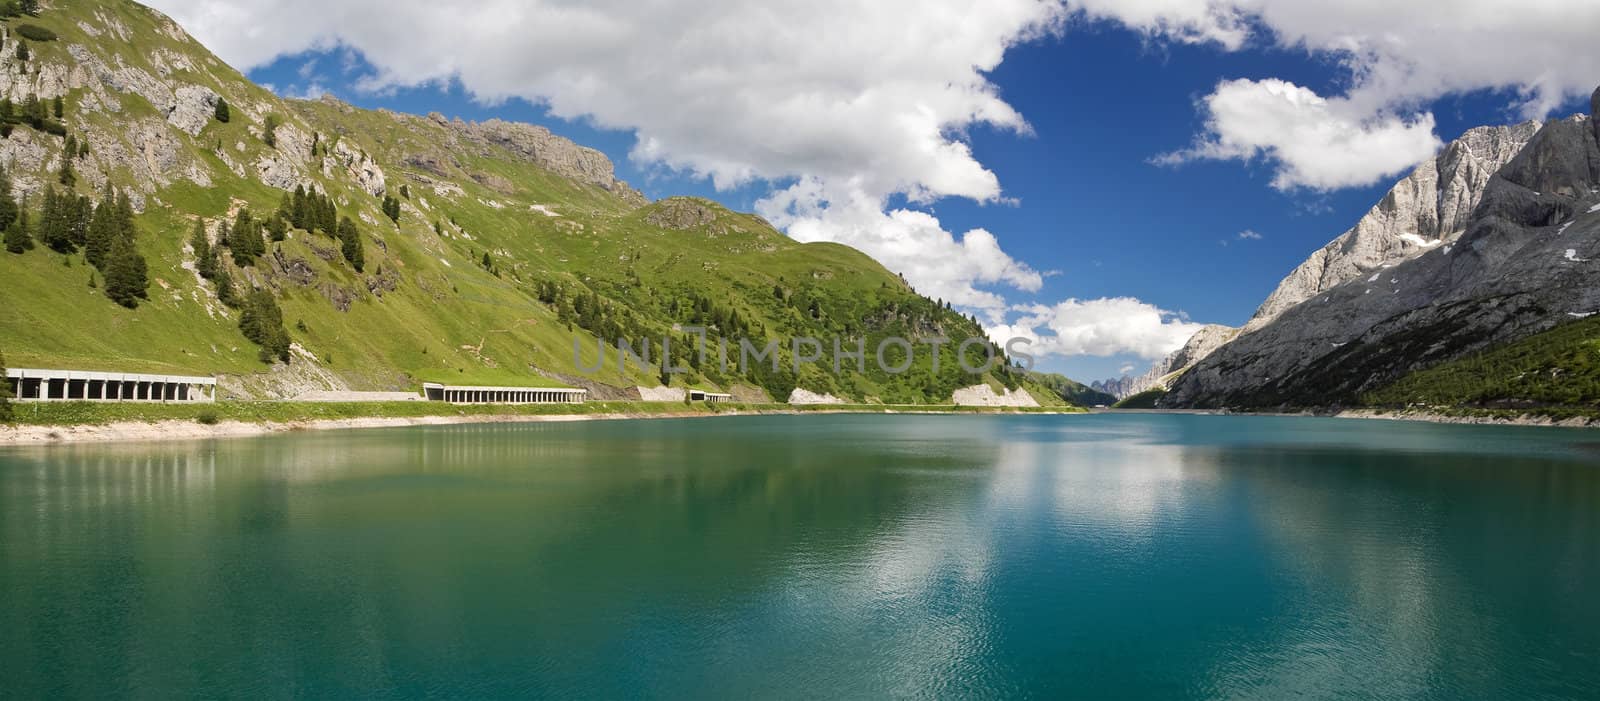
{"left": 1245, "top": 122, "right": 1541, "bottom": 331}
{"left": 1168, "top": 100, "right": 1600, "bottom": 409}
{"left": 1091, "top": 376, "right": 1135, "bottom": 400}
{"left": 1126, "top": 324, "right": 1239, "bottom": 396}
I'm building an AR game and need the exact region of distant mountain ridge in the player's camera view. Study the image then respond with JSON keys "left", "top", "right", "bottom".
{"left": 1168, "top": 93, "right": 1600, "bottom": 410}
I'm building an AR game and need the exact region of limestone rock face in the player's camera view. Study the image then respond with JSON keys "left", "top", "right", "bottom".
{"left": 448, "top": 118, "right": 647, "bottom": 205}
{"left": 787, "top": 388, "right": 846, "bottom": 405}
{"left": 636, "top": 386, "right": 687, "bottom": 402}
{"left": 1167, "top": 113, "right": 1600, "bottom": 409}
{"left": 167, "top": 85, "right": 218, "bottom": 136}
{"left": 255, "top": 154, "right": 303, "bottom": 191}
{"left": 951, "top": 385, "right": 1039, "bottom": 407}
{"left": 1246, "top": 121, "right": 1541, "bottom": 331}
{"left": 328, "top": 138, "right": 387, "bottom": 198}
{"left": 645, "top": 197, "right": 721, "bottom": 230}
{"left": 1124, "top": 324, "right": 1239, "bottom": 397}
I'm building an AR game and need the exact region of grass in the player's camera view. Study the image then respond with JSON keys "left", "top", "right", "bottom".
{"left": 0, "top": 400, "right": 1082, "bottom": 427}
{"left": 1363, "top": 315, "right": 1600, "bottom": 417}
{"left": 1113, "top": 389, "right": 1168, "bottom": 409}
{"left": 0, "top": 0, "right": 1067, "bottom": 408}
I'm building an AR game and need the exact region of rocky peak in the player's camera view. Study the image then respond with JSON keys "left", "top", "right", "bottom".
{"left": 1124, "top": 324, "right": 1239, "bottom": 397}
{"left": 644, "top": 197, "right": 723, "bottom": 230}
{"left": 445, "top": 117, "right": 646, "bottom": 206}
{"left": 1166, "top": 91, "right": 1600, "bottom": 410}
{"left": 1091, "top": 377, "right": 1135, "bottom": 400}
{"left": 1244, "top": 121, "right": 1541, "bottom": 331}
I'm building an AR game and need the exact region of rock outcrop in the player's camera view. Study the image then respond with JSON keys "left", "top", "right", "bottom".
{"left": 787, "top": 388, "right": 846, "bottom": 405}
{"left": 1246, "top": 122, "right": 1541, "bottom": 331}
{"left": 1168, "top": 110, "right": 1600, "bottom": 409}
{"left": 645, "top": 197, "right": 721, "bottom": 230}
{"left": 951, "top": 385, "right": 1040, "bottom": 407}
{"left": 167, "top": 85, "right": 218, "bottom": 136}
{"left": 445, "top": 117, "right": 647, "bottom": 206}
{"left": 1091, "top": 376, "right": 1135, "bottom": 400}
{"left": 635, "top": 386, "right": 687, "bottom": 402}
{"left": 1125, "top": 324, "right": 1239, "bottom": 396}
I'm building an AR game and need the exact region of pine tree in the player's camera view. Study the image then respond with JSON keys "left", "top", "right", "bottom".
{"left": 84, "top": 186, "right": 116, "bottom": 269}
{"left": 3, "top": 206, "right": 31, "bottom": 253}
{"left": 0, "top": 164, "right": 17, "bottom": 234}
{"left": 51, "top": 95, "right": 62, "bottom": 119}
{"left": 262, "top": 115, "right": 279, "bottom": 147}
{"left": 290, "top": 185, "right": 309, "bottom": 229}
{"left": 264, "top": 215, "right": 287, "bottom": 242}
{"left": 19, "top": 0, "right": 38, "bottom": 16}
{"left": 190, "top": 219, "right": 216, "bottom": 279}
{"left": 229, "top": 208, "right": 264, "bottom": 266}
{"left": 239, "top": 289, "right": 291, "bottom": 363}
{"left": 66, "top": 194, "right": 90, "bottom": 250}
{"left": 38, "top": 187, "right": 72, "bottom": 253}
{"left": 337, "top": 217, "right": 363, "bottom": 271}
{"left": 381, "top": 195, "right": 401, "bottom": 223}
{"left": 57, "top": 155, "right": 74, "bottom": 187}
{"left": 213, "top": 264, "right": 238, "bottom": 308}
{"left": 214, "top": 97, "right": 230, "bottom": 123}
{"left": 103, "top": 235, "right": 149, "bottom": 308}
{"left": 14, "top": 41, "right": 27, "bottom": 62}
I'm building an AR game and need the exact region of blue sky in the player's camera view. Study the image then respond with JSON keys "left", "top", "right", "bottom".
{"left": 160, "top": 0, "right": 1598, "bottom": 382}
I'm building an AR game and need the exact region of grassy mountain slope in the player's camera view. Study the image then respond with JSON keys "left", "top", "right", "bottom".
{"left": 0, "top": 0, "right": 1058, "bottom": 404}
{"left": 1025, "top": 371, "right": 1116, "bottom": 407}
{"left": 1363, "top": 315, "right": 1600, "bottom": 415}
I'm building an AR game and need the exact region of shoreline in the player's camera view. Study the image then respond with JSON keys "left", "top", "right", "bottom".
{"left": 1332, "top": 408, "right": 1600, "bottom": 429}
{"left": 5, "top": 405, "right": 1596, "bottom": 448}
{"left": 0, "top": 406, "right": 1080, "bottom": 447}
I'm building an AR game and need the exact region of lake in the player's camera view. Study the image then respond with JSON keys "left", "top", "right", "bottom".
{"left": 2, "top": 414, "right": 1597, "bottom": 699}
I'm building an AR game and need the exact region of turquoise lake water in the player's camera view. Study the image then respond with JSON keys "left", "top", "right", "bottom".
{"left": 2, "top": 414, "right": 1598, "bottom": 699}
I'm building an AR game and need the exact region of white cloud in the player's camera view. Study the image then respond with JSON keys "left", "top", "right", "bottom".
{"left": 1236, "top": 229, "right": 1262, "bottom": 241}
{"left": 148, "top": 0, "right": 1066, "bottom": 314}
{"left": 144, "top": 0, "right": 1600, "bottom": 364}
{"left": 990, "top": 297, "right": 1203, "bottom": 360}
{"left": 1157, "top": 78, "right": 1442, "bottom": 190}
{"left": 1074, "top": 0, "right": 1600, "bottom": 190}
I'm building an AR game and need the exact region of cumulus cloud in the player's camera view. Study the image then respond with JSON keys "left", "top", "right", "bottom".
{"left": 148, "top": 0, "right": 1065, "bottom": 312}
{"left": 1157, "top": 78, "right": 1441, "bottom": 190}
{"left": 1236, "top": 229, "right": 1262, "bottom": 241}
{"left": 144, "top": 0, "right": 1600, "bottom": 364}
{"left": 990, "top": 297, "right": 1203, "bottom": 360}
{"left": 1075, "top": 0, "right": 1600, "bottom": 189}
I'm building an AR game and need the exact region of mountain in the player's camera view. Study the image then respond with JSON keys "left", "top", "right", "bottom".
{"left": 0, "top": 1, "right": 1059, "bottom": 406}
{"left": 1167, "top": 93, "right": 1600, "bottom": 411}
{"left": 1028, "top": 372, "right": 1117, "bottom": 407}
{"left": 1091, "top": 325, "right": 1238, "bottom": 401}
{"left": 1091, "top": 376, "right": 1135, "bottom": 400}
{"left": 1245, "top": 122, "right": 1542, "bottom": 331}
{"left": 1127, "top": 324, "right": 1238, "bottom": 397}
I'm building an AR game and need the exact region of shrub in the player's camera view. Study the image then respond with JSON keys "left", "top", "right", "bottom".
{"left": 195, "top": 410, "right": 220, "bottom": 426}
{"left": 14, "top": 24, "right": 56, "bottom": 42}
